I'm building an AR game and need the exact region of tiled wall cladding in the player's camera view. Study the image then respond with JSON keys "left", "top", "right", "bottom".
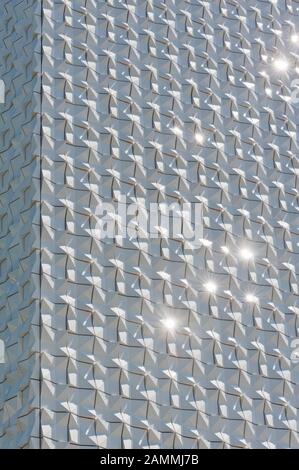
{"left": 0, "top": 0, "right": 40, "bottom": 448}
{"left": 1, "top": 0, "right": 299, "bottom": 448}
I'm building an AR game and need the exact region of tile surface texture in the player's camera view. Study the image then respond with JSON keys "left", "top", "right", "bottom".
{"left": 1, "top": 0, "right": 299, "bottom": 449}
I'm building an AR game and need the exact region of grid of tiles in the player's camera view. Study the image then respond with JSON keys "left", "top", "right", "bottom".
{"left": 39, "top": 0, "right": 299, "bottom": 449}
{"left": 15, "top": 0, "right": 299, "bottom": 448}
{"left": 0, "top": 0, "right": 40, "bottom": 448}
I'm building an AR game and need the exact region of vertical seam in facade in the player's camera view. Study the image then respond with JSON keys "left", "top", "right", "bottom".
{"left": 39, "top": 0, "right": 43, "bottom": 450}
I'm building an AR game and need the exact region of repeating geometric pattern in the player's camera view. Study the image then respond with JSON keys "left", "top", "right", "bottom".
{"left": 39, "top": 0, "right": 299, "bottom": 449}
{"left": 1, "top": 0, "right": 299, "bottom": 449}
{"left": 0, "top": 0, "right": 40, "bottom": 448}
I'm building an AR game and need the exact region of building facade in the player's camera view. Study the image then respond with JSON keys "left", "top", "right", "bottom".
{"left": 0, "top": 0, "right": 299, "bottom": 448}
